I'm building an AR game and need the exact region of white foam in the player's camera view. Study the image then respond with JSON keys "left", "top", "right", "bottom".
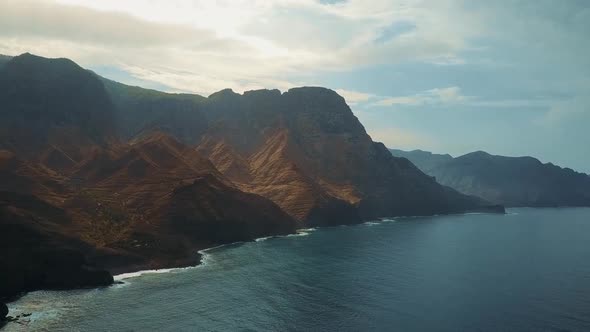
{"left": 255, "top": 236, "right": 275, "bottom": 242}
{"left": 112, "top": 246, "right": 225, "bottom": 281}
{"left": 285, "top": 227, "right": 317, "bottom": 237}
{"left": 287, "top": 232, "right": 308, "bottom": 237}
{"left": 113, "top": 268, "right": 179, "bottom": 281}
{"left": 299, "top": 227, "right": 318, "bottom": 232}
{"left": 363, "top": 221, "right": 380, "bottom": 226}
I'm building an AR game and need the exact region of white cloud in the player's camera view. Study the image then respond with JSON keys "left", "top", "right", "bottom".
{"left": 369, "top": 127, "right": 435, "bottom": 150}
{"left": 372, "top": 86, "right": 469, "bottom": 107}
{"left": 534, "top": 97, "right": 589, "bottom": 127}
{"left": 334, "top": 89, "right": 375, "bottom": 105}
{"left": 0, "top": 0, "right": 486, "bottom": 94}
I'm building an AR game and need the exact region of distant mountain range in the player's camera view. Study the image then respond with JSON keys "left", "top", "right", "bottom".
{"left": 0, "top": 53, "right": 501, "bottom": 303}
{"left": 390, "top": 149, "right": 590, "bottom": 207}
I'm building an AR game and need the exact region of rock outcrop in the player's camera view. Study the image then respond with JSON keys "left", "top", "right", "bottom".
{"left": 0, "top": 191, "right": 114, "bottom": 301}
{"left": 0, "top": 302, "right": 8, "bottom": 320}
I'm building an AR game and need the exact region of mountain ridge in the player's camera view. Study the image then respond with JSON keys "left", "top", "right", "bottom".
{"left": 0, "top": 53, "right": 503, "bottom": 308}
{"left": 390, "top": 148, "right": 590, "bottom": 207}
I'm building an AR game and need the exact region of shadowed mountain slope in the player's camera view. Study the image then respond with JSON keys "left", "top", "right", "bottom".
{"left": 0, "top": 53, "right": 116, "bottom": 159}
{"left": 101, "top": 78, "right": 208, "bottom": 143}
{"left": 0, "top": 54, "right": 297, "bottom": 302}
{"left": 197, "top": 87, "right": 497, "bottom": 223}
{"left": 0, "top": 53, "right": 502, "bottom": 304}
{"left": 390, "top": 149, "right": 590, "bottom": 207}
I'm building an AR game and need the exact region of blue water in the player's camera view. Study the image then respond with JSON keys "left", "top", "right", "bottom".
{"left": 6, "top": 208, "right": 590, "bottom": 331}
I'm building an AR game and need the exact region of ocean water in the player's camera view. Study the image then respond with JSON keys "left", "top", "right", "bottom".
{"left": 5, "top": 208, "right": 590, "bottom": 331}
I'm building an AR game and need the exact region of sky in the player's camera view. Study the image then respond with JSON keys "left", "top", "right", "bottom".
{"left": 0, "top": 0, "right": 589, "bottom": 172}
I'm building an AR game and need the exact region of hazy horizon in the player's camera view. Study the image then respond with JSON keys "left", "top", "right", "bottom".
{"left": 1, "top": 0, "right": 588, "bottom": 172}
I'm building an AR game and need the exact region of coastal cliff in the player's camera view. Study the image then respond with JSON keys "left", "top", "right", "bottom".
{"left": 0, "top": 53, "right": 503, "bottom": 305}
{"left": 390, "top": 149, "right": 590, "bottom": 207}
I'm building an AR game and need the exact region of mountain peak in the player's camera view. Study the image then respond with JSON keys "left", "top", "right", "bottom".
{"left": 394, "top": 148, "right": 590, "bottom": 207}
{"left": 467, "top": 150, "right": 491, "bottom": 157}
{"left": 284, "top": 86, "right": 345, "bottom": 103}
{"left": 208, "top": 88, "right": 239, "bottom": 99}
{"left": 243, "top": 88, "right": 282, "bottom": 98}
{"left": 0, "top": 52, "right": 116, "bottom": 153}
{"left": 9, "top": 52, "right": 80, "bottom": 70}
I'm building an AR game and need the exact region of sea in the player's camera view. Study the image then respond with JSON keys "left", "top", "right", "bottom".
{"left": 5, "top": 208, "right": 590, "bottom": 331}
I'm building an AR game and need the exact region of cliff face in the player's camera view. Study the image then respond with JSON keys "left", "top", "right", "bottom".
{"left": 0, "top": 191, "right": 113, "bottom": 301}
{"left": 390, "top": 149, "right": 590, "bottom": 207}
{"left": 0, "top": 53, "right": 502, "bottom": 301}
{"left": 0, "top": 54, "right": 298, "bottom": 300}
{"left": 102, "top": 78, "right": 208, "bottom": 144}
{"left": 0, "top": 53, "right": 116, "bottom": 158}
{"left": 197, "top": 87, "right": 493, "bottom": 222}
{"left": 0, "top": 54, "right": 11, "bottom": 69}
{"left": 389, "top": 149, "right": 454, "bottom": 174}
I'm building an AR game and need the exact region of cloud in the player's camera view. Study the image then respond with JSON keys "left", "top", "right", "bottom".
{"left": 1, "top": 0, "right": 588, "bottom": 113}
{"left": 534, "top": 97, "right": 589, "bottom": 127}
{"left": 372, "top": 86, "right": 469, "bottom": 107}
{"left": 0, "top": 0, "right": 225, "bottom": 48}
{"left": 0, "top": 0, "right": 489, "bottom": 94}
{"left": 369, "top": 127, "right": 435, "bottom": 150}
{"left": 334, "top": 89, "right": 375, "bottom": 105}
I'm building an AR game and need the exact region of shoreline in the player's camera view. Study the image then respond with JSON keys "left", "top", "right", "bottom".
{"left": 1, "top": 209, "right": 505, "bottom": 327}
{"left": 113, "top": 228, "right": 319, "bottom": 281}
{"left": 112, "top": 243, "right": 233, "bottom": 281}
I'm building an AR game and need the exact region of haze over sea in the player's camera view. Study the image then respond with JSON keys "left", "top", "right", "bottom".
{"left": 6, "top": 208, "right": 590, "bottom": 332}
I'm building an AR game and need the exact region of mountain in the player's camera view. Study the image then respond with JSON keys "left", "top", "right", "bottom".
{"left": 196, "top": 88, "right": 499, "bottom": 224}
{"left": 0, "top": 53, "right": 502, "bottom": 304}
{"left": 101, "top": 78, "right": 208, "bottom": 143}
{"left": 389, "top": 149, "right": 454, "bottom": 174}
{"left": 0, "top": 54, "right": 297, "bottom": 302}
{"left": 390, "top": 149, "right": 590, "bottom": 207}
{"left": 0, "top": 190, "right": 113, "bottom": 300}
{"left": 0, "top": 53, "right": 115, "bottom": 150}
{"left": 0, "top": 55, "right": 11, "bottom": 69}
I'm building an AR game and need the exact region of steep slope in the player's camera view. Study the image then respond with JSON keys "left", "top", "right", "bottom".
{"left": 198, "top": 128, "right": 361, "bottom": 226}
{"left": 0, "top": 132, "right": 298, "bottom": 298}
{"left": 62, "top": 132, "right": 297, "bottom": 272}
{"left": 0, "top": 150, "right": 67, "bottom": 202}
{"left": 0, "top": 191, "right": 113, "bottom": 301}
{"left": 0, "top": 55, "right": 298, "bottom": 301}
{"left": 197, "top": 87, "right": 499, "bottom": 223}
{"left": 0, "top": 53, "right": 116, "bottom": 162}
{"left": 102, "top": 78, "right": 208, "bottom": 143}
{"left": 0, "top": 54, "right": 11, "bottom": 69}
{"left": 389, "top": 149, "right": 454, "bottom": 174}
{"left": 390, "top": 149, "right": 590, "bottom": 207}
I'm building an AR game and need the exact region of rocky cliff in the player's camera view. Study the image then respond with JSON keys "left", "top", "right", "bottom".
{"left": 197, "top": 87, "right": 496, "bottom": 223}
{"left": 0, "top": 53, "right": 502, "bottom": 303}
{"left": 0, "top": 54, "right": 297, "bottom": 302}
{"left": 390, "top": 149, "right": 590, "bottom": 207}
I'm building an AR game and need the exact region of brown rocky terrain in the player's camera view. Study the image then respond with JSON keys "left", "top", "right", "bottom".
{"left": 196, "top": 87, "right": 498, "bottom": 223}
{"left": 0, "top": 54, "right": 298, "bottom": 306}
{"left": 0, "top": 53, "right": 502, "bottom": 310}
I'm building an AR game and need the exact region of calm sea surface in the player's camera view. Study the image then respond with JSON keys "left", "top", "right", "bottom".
{"left": 6, "top": 208, "right": 590, "bottom": 331}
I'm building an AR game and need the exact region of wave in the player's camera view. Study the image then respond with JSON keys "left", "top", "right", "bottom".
{"left": 112, "top": 244, "right": 233, "bottom": 281}
{"left": 112, "top": 212, "right": 476, "bottom": 282}
{"left": 286, "top": 227, "right": 318, "bottom": 237}
{"left": 255, "top": 236, "right": 275, "bottom": 242}
{"left": 114, "top": 267, "right": 189, "bottom": 281}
